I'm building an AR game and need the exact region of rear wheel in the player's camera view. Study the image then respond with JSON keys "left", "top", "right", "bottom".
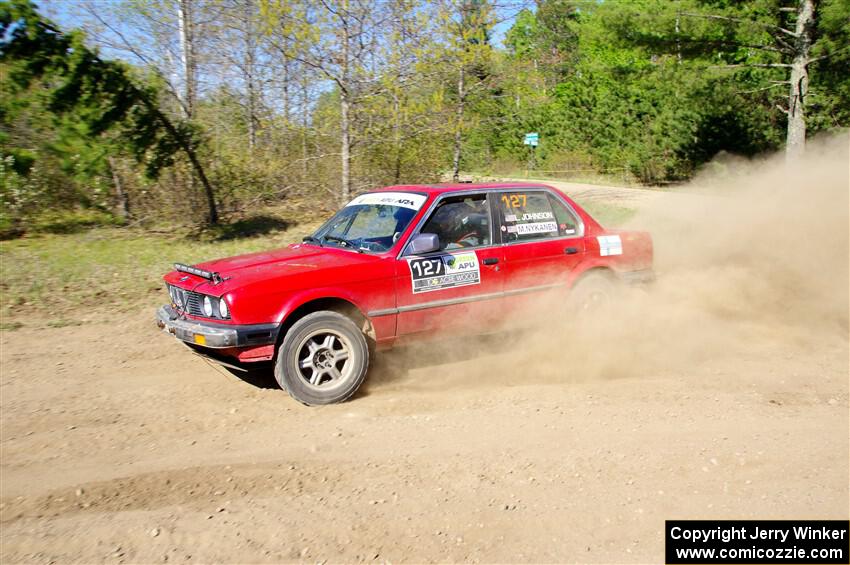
{"left": 275, "top": 311, "right": 369, "bottom": 405}
{"left": 568, "top": 272, "right": 617, "bottom": 316}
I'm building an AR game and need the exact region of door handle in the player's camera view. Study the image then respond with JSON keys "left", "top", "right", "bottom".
{"left": 564, "top": 247, "right": 579, "bottom": 255}
{"left": 483, "top": 257, "right": 499, "bottom": 265}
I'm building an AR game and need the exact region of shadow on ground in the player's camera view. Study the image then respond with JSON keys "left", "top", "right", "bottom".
{"left": 208, "top": 215, "right": 292, "bottom": 241}
{"left": 222, "top": 363, "right": 279, "bottom": 389}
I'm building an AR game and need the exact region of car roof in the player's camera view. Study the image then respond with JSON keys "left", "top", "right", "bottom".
{"left": 368, "top": 183, "right": 558, "bottom": 197}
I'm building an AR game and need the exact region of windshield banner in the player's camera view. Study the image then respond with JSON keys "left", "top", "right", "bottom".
{"left": 346, "top": 192, "right": 427, "bottom": 210}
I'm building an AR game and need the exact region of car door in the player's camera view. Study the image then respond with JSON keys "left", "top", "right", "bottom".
{"left": 395, "top": 192, "right": 504, "bottom": 337}
{"left": 497, "top": 189, "right": 586, "bottom": 315}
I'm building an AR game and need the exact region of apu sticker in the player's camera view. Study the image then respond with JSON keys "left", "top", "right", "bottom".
{"left": 407, "top": 252, "right": 480, "bottom": 294}
{"left": 515, "top": 221, "right": 558, "bottom": 235}
{"left": 597, "top": 235, "right": 623, "bottom": 256}
{"left": 346, "top": 192, "right": 426, "bottom": 210}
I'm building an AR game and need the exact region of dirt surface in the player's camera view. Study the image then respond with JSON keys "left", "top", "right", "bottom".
{"left": 1, "top": 142, "right": 848, "bottom": 563}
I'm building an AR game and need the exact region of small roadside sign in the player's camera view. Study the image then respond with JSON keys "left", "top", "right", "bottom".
{"left": 523, "top": 132, "right": 539, "bottom": 147}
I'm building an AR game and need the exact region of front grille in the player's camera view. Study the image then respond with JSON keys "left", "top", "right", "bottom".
{"left": 185, "top": 291, "right": 204, "bottom": 316}
{"left": 169, "top": 284, "right": 205, "bottom": 317}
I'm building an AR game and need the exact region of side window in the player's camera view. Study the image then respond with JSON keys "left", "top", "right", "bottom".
{"left": 547, "top": 193, "right": 581, "bottom": 237}
{"left": 499, "top": 191, "right": 558, "bottom": 242}
{"left": 420, "top": 194, "right": 491, "bottom": 251}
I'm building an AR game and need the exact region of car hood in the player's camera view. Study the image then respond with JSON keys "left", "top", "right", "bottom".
{"left": 164, "top": 243, "right": 384, "bottom": 296}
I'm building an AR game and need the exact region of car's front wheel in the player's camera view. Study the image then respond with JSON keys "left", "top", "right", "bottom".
{"left": 275, "top": 311, "right": 369, "bottom": 405}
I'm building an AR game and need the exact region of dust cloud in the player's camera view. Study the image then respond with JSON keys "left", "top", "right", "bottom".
{"left": 377, "top": 133, "right": 849, "bottom": 389}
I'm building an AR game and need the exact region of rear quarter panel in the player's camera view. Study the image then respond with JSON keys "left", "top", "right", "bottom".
{"left": 546, "top": 187, "right": 653, "bottom": 285}
{"left": 568, "top": 229, "right": 654, "bottom": 287}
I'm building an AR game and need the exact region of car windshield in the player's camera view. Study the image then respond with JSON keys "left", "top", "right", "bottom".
{"left": 310, "top": 192, "right": 427, "bottom": 253}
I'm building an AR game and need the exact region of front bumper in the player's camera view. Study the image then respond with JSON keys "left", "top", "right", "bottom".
{"left": 156, "top": 305, "right": 278, "bottom": 349}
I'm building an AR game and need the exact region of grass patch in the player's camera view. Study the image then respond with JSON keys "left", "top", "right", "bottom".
{"left": 46, "top": 318, "right": 85, "bottom": 328}
{"left": 581, "top": 201, "right": 637, "bottom": 227}
{"left": 1, "top": 209, "right": 127, "bottom": 241}
{"left": 0, "top": 320, "right": 24, "bottom": 331}
{"left": 0, "top": 209, "right": 325, "bottom": 320}
{"left": 31, "top": 208, "right": 126, "bottom": 235}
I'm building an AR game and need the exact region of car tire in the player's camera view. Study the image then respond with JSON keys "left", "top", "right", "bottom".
{"left": 568, "top": 271, "right": 617, "bottom": 316}
{"left": 274, "top": 310, "right": 369, "bottom": 405}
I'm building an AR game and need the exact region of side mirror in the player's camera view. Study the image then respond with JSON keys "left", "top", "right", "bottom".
{"left": 406, "top": 233, "right": 440, "bottom": 255}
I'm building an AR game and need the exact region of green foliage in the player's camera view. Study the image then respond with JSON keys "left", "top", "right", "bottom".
{"left": 504, "top": 9, "right": 537, "bottom": 57}
{"left": 1, "top": 0, "right": 218, "bottom": 228}
{"left": 462, "top": 0, "right": 846, "bottom": 184}
{"left": 1, "top": 9, "right": 189, "bottom": 178}
{"left": 29, "top": 208, "right": 124, "bottom": 234}
{"left": 0, "top": 147, "right": 34, "bottom": 174}
{"left": 0, "top": 154, "right": 46, "bottom": 233}
{"left": 808, "top": 0, "right": 850, "bottom": 132}
{"left": 1, "top": 0, "right": 849, "bottom": 239}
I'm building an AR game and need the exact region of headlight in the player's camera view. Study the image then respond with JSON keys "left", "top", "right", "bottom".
{"left": 171, "top": 286, "right": 186, "bottom": 306}
{"left": 219, "top": 297, "right": 229, "bottom": 318}
{"left": 203, "top": 295, "right": 213, "bottom": 317}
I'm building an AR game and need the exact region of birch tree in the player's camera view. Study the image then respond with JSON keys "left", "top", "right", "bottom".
{"left": 261, "top": 0, "right": 384, "bottom": 203}
{"left": 677, "top": 0, "right": 819, "bottom": 158}
{"left": 613, "top": 0, "right": 848, "bottom": 159}
{"left": 783, "top": 0, "right": 815, "bottom": 159}
{"left": 433, "top": 0, "right": 495, "bottom": 181}
{"left": 176, "top": 0, "right": 197, "bottom": 118}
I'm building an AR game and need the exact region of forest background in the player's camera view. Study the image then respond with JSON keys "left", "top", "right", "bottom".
{"left": 1, "top": 0, "right": 848, "bottom": 235}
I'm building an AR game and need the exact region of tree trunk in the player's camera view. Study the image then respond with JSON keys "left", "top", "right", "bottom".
{"left": 107, "top": 156, "right": 130, "bottom": 220}
{"left": 675, "top": 13, "right": 682, "bottom": 64}
{"left": 244, "top": 0, "right": 257, "bottom": 151}
{"left": 301, "top": 74, "right": 309, "bottom": 180}
{"left": 785, "top": 0, "right": 815, "bottom": 160}
{"left": 340, "top": 89, "right": 351, "bottom": 203}
{"left": 190, "top": 150, "right": 218, "bottom": 225}
{"left": 246, "top": 68, "right": 257, "bottom": 152}
{"left": 177, "top": 0, "right": 199, "bottom": 210}
{"left": 393, "top": 93, "right": 402, "bottom": 183}
{"left": 145, "top": 100, "right": 218, "bottom": 224}
{"left": 452, "top": 65, "right": 465, "bottom": 182}
{"left": 177, "top": 0, "right": 195, "bottom": 119}
{"left": 339, "top": 0, "right": 351, "bottom": 203}
{"left": 283, "top": 55, "right": 291, "bottom": 125}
